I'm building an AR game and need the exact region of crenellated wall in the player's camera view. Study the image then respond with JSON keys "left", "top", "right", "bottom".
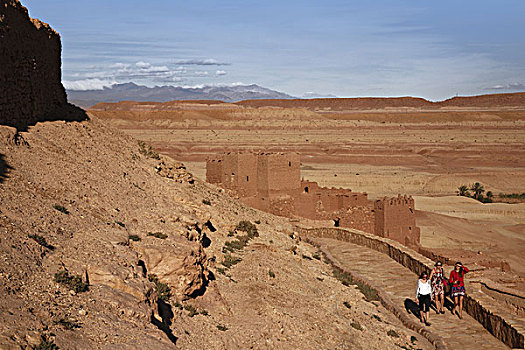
{"left": 0, "top": 0, "right": 70, "bottom": 130}
{"left": 207, "top": 152, "right": 421, "bottom": 247}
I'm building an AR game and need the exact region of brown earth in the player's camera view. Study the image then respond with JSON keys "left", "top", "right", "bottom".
{"left": 89, "top": 99, "right": 525, "bottom": 296}
{"left": 0, "top": 117, "right": 432, "bottom": 349}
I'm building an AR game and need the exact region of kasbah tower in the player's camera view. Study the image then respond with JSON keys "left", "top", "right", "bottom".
{"left": 206, "top": 152, "right": 420, "bottom": 249}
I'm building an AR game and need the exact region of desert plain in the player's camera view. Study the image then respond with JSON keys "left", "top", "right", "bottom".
{"left": 90, "top": 96, "right": 525, "bottom": 291}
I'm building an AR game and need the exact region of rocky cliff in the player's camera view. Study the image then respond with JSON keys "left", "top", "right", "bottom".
{"left": 0, "top": 0, "right": 83, "bottom": 130}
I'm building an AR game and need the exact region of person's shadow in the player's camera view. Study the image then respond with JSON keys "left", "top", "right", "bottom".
{"left": 404, "top": 298, "right": 421, "bottom": 320}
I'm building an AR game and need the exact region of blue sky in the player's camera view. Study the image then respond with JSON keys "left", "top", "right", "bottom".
{"left": 23, "top": 0, "right": 525, "bottom": 100}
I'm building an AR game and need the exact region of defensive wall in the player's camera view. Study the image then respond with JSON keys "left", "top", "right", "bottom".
{"left": 295, "top": 225, "right": 525, "bottom": 349}
{"left": 206, "top": 152, "right": 420, "bottom": 247}
{"left": 0, "top": 0, "right": 86, "bottom": 131}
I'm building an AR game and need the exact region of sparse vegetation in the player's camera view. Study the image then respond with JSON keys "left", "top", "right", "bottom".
{"left": 138, "top": 140, "right": 160, "bottom": 160}
{"left": 222, "top": 254, "right": 242, "bottom": 268}
{"left": 173, "top": 301, "right": 183, "bottom": 310}
{"left": 312, "top": 252, "right": 321, "bottom": 260}
{"left": 387, "top": 329, "right": 400, "bottom": 338}
{"left": 147, "top": 231, "right": 167, "bottom": 239}
{"left": 457, "top": 182, "right": 494, "bottom": 203}
{"left": 333, "top": 269, "right": 379, "bottom": 302}
{"left": 343, "top": 301, "right": 352, "bottom": 309}
{"left": 35, "top": 335, "right": 59, "bottom": 350}
{"left": 373, "top": 314, "right": 382, "bottom": 322}
{"left": 350, "top": 321, "right": 362, "bottom": 331}
{"left": 200, "top": 309, "right": 209, "bottom": 316}
{"left": 128, "top": 234, "right": 141, "bottom": 241}
{"left": 148, "top": 274, "right": 171, "bottom": 301}
{"left": 410, "top": 335, "right": 418, "bottom": 344}
{"left": 115, "top": 221, "right": 125, "bottom": 228}
{"left": 268, "top": 270, "right": 276, "bottom": 278}
{"left": 202, "top": 199, "right": 211, "bottom": 205}
{"left": 28, "top": 233, "right": 54, "bottom": 250}
{"left": 54, "top": 270, "right": 89, "bottom": 293}
{"left": 302, "top": 254, "right": 312, "bottom": 260}
{"left": 234, "top": 220, "right": 258, "bottom": 238}
{"left": 53, "top": 204, "right": 69, "bottom": 214}
{"left": 499, "top": 192, "right": 525, "bottom": 199}
{"left": 216, "top": 267, "right": 227, "bottom": 275}
{"left": 184, "top": 304, "right": 198, "bottom": 317}
{"left": 217, "top": 324, "right": 228, "bottom": 331}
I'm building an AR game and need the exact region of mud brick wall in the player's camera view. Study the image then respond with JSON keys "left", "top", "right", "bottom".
{"left": 374, "top": 195, "right": 420, "bottom": 247}
{"left": 338, "top": 206, "right": 375, "bottom": 233}
{"left": 206, "top": 156, "right": 223, "bottom": 184}
{"left": 0, "top": 0, "right": 68, "bottom": 129}
{"left": 257, "top": 153, "right": 300, "bottom": 198}
{"left": 296, "top": 226, "right": 524, "bottom": 349}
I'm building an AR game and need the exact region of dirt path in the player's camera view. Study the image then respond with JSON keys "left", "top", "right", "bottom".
{"left": 313, "top": 237, "right": 510, "bottom": 349}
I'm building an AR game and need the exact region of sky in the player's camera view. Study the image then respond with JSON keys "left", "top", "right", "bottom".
{"left": 23, "top": 0, "right": 525, "bottom": 100}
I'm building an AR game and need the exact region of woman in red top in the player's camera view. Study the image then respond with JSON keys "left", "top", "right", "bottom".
{"left": 449, "top": 261, "right": 469, "bottom": 319}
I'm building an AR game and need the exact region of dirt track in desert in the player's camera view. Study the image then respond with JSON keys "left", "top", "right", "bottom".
{"left": 90, "top": 100, "right": 525, "bottom": 291}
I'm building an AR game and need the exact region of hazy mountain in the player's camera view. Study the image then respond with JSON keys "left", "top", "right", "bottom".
{"left": 67, "top": 82, "right": 294, "bottom": 108}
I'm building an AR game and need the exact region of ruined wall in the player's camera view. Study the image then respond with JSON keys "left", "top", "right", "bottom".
{"left": 0, "top": 0, "right": 68, "bottom": 129}
{"left": 338, "top": 207, "right": 375, "bottom": 233}
{"left": 257, "top": 153, "right": 300, "bottom": 198}
{"left": 206, "top": 156, "right": 223, "bottom": 184}
{"left": 374, "top": 195, "right": 420, "bottom": 247}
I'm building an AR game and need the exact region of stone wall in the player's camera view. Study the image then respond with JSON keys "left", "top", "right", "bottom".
{"left": 0, "top": 0, "right": 71, "bottom": 130}
{"left": 295, "top": 226, "right": 524, "bottom": 349}
{"left": 374, "top": 195, "right": 420, "bottom": 248}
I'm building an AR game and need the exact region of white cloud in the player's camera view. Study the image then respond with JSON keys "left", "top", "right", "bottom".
{"left": 63, "top": 78, "right": 116, "bottom": 91}
{"left": 135, "top": 61, "right": 151, "bottom": 69}
{"left": 174, "top": 58, "right": 230, "bottom": 66}
{"left": 216, "top": 70, "right": 227, "bottom": 76}
{"left": 486, "top": 82, "right": 525, "bottom": 91}
{"left": 194, "top": 71, "right": 209, "bottom": 77}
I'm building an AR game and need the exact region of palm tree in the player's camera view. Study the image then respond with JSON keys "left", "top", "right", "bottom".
{"left": 470, "top": 182, "right": 485, "bottom": 200}
{"left": 457, "top": 185, "right": 470, "bottom": 197}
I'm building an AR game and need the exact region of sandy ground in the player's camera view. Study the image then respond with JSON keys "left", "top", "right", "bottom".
{"left": 91, "top": 103, "right": 525, "bottom": 292}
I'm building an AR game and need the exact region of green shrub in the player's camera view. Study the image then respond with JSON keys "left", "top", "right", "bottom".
{"left": 387, "top": 329, "right": 399, "bottom": 338}
{"left": 147, "top": 232, "right": 168, "bottom": 239}
{"left": 184, "top": 304, "right": 199, "bottom": 317}
{"left": 268, "top": 270, "right": 276, "bottom": 278}
{"left": 148, "top": 274, "right": 171, "bottom": 301}
{"left": 312, "top": 252, "right": 321, "bottom": 260}
{"left": 53, "top": 204, "right": 69, "bottom": 214}
{"left": 350, "top": 322, "right": 362, "bottom": 331}
{"left": 115, "top": 221, "right": 125, "bottom": 228}
{"left": 28, "top": 234, "right": 54, "bottom": 250}
{"left": 138, "top": 140, "right": 160, "bottom": 160}
{"left": 222, "top": 254, "right": 242, "bottom": 268}
{"left": 235, "top": 220, "right": 258, "bottom": 238}
{"left": 410, "top": 335, "right": 418, "bottom": 343}
{"left": 200, "top": 309, "right": 209, "bottom": 316}
{"left": 343, "top": 301, "right": 352, "bottom": 309}
{"left": 216, "top": 267, "right": 227, "bottom": 275}
{"left": 333, "top": 269, "right": 379, "bottom": 302}
{"left": 55, "top": 270, "right": 88, "bottom": 293}
{"left": 372, "top": 314, "right": 382, "bottom": 322}
{"left": 128, "top": 234, "right": 141, "bottom": 242}
{"left": 217, "top": 324, "right": 228, "bottom": 331}
{"left": 202, "top": 199, "right": 211, "bottom": 205}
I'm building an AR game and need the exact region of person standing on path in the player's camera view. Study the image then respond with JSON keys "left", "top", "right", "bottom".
{"left": 415, "top": 271, "right": 433, "bottom": 326}
{"left": 429, "top": 261, "right": 446, "bottom": 314}
{"left": 449, "top": 262, "right": 469, "bottom": 319}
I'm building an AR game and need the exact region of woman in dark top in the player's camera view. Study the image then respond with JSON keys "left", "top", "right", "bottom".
{"left": 449, "top": 261, "right": 469, "bottom": 319}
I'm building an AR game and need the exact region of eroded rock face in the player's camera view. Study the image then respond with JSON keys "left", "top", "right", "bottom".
{"left": 0, "top": 0, "right": 68, "bottom": 129}
{"left": 136, "top": 237, "right": 209, "bottom": 300}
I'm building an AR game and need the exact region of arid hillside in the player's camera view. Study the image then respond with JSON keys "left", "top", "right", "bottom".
{"left": 0, "top": 117, "right": 433, "bottom": 349}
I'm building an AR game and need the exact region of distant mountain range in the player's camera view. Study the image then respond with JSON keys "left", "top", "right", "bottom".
{"left": 67, "top": 82, "right": 294, "bottom": 108}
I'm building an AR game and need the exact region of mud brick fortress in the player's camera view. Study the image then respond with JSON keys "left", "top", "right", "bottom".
{"left": 207, "top": 152, "right": 420, "bottom": 247}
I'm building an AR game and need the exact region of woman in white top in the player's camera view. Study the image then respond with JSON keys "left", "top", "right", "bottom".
{"left": 415, "top": 271, "right": 433, "bottom": 326}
